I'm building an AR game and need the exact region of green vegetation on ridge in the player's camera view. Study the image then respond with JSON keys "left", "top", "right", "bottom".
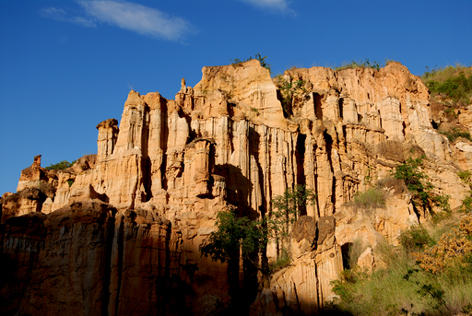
{"left": 231, "top": 53, "right": 272, "bottom": 73}
{"left": 44, "top": 160, "right": 76, "bottom": 171}
{"left": 422, "top": 64, "right": 472, "bottom": 106}
{"left": 335, "top": 58, "right": 396, "bottom": 71}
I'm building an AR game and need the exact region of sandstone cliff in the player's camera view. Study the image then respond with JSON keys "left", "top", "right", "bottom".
{"left": 1, "top": 59, "right": 471, "bottom": 315}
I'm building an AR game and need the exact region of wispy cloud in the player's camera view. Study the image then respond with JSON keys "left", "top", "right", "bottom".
{"left": 238, "top": 0, "right": 295, "bottom": 14}
{"left": 77, "top": 0, "right": 192, "bottom": 41}
{"left": 40, "top": 7, "right": 96, "bottom": 27}
{"left": 40, "top": 1, "right": 193, "bottom": 42}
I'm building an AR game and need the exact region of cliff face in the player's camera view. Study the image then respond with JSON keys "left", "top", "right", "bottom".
{"left": 1, "top": 59, "right": 470, "bottom": 315}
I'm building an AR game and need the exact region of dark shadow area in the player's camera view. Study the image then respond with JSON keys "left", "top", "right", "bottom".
{"left": 276, "top": 89, "right": 291, "bottom": 118}
{"left": 296, "top": 134, "right": 307, "bottom": 216}
{"left": 102, "top": 213, "right": 115, "bottom": 316}
{"left": 141, "top": 156, "right": 153, "bottom": 202}
{"left": 0, "top": 214, "right": 47, "bottom": 316}
{"left": 357, "top": 113, "right": 363, "bottom": 123}
{"left": 113, "top": 221, "right": 124, "bottom": 314}
{"left": 213, "top": 164, "right": 253, "bottom": 216}
{"left": 338, "top": 98, "right": 344, "bottom": 120}
{"left": 341, "top": 242, "right": 353, "bottom": 270}
{"left": 227, "top": 101, "right": 237, "bottom": 117}
{"left": 213, "top": 163, "right": 259, "bottom": 312}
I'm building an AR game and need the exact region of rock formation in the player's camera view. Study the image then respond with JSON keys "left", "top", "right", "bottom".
{"left": 1, "top": 59, "right": 471, "bottom": 315}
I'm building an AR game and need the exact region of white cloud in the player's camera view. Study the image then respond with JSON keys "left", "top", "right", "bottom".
{"left": 40, "top": 7, "right": 67, "bottom": 19}
{"left": 77, "top": 0, "right": 191, "bottom": 41}
{"left": 239, "top": 0, "right": 294, "bottom": 14}
{"left": 71, "top": 16, "right": 97, "bottom": 28}
{"left": 40, "top": 7, "right": 96, "bottom": 27}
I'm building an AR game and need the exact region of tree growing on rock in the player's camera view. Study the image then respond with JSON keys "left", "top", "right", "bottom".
{"left": 199, "top": 185, "right": 316, "bottom": 305}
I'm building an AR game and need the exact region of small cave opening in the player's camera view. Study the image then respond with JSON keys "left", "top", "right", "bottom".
{"left": 341, "top": 242, "right": 353, "bottom": 270}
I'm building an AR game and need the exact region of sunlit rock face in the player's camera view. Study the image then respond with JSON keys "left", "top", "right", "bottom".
{"left": 1, "top": 60, "right": 470, "bottom": 315}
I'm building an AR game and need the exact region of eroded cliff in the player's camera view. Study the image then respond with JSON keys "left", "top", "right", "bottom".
{"left": 1, "top": 59, "right": 471, "bottom": 315}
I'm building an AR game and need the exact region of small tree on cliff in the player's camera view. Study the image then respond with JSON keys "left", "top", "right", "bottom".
{"left": 270, "top": 184, "right": 316, "bottom": 249}
{"left": 199, "top": 185, "right": 316, "bottom": 277}
{"left": 199, "top": 210, "right": 264, "bottom": 264}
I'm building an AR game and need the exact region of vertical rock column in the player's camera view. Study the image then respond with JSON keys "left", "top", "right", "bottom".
{"left": 228, "top": 120, "right": 250, "bottom": 208}
{"left": 315, "top": 132, "right": 334, "bottom": 217}
{"left": 145, "top": 92, "right": 167, "bottom": 197}
{"left": 96, "top": 119, "right": 119, "bottom": 161}
{"left": 322, "top": 89, "right": 341, "bottom": 121}
{"left": 165, "top": 111, "right": 189, "bottom": 192}
{"left": 96, "top": 90, "right": 148, "bottom": 209}
{"left": 193, "top": 140, "right": 212, "bottom": 197}
{"left": 378, "top": 96, "right": 404, "bottom": 141}
{"left": 341, "top": 97, "right": 358, "bottom": 124}
{"left": 302, "top": 131, "right": 317, "bottom": 218}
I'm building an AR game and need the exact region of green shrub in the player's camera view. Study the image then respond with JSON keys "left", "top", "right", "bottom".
{"left": 458, "top": 172, "right": 472, "bottom": 212}
{"left": 399, "top": 226, "right": 435, "bottom": 254}
{"left": 200, "top": 185, "right": 315, "bottom": 278}
{"left": 329, "top": 229, "right": 472, "bottom": 316}
{"left": 269, "top": 249, "right": 291, "bottom": 273}
{"left": 200, "top": 210, "right": 262, "bottom": 264}
{"left": 461, "top": 195, "right": 472, "bottom": 213}
{"left": 250, "top": 107, "right": 259, "bottom": 114}
{"left": 391, "top": 155, "right": 434, "bottom": 208}
{"left": 270, "top": 185, "right": 316, "bottom": 243}
{"left": 438, "top": 127, "right": 472, "bottom": 142}
{"left": 422, "top": 65, "right": 472, "bottom": 106}
{"left": 347, "top": 187, "right": 386, "bottom": 210}
{"left": 391, "top": 154, "right": 451, "bottom": 218}
{"left": 330, "top": 268, "right": 368, "bottom": 304}
{"left": 443, "top": 107, "right": 458, "bottom": 119}
{"left": 458, "top": 170, "right": 472, "bottom": 183}
{"left": 335, "top": 58, "right": 383, "bottom": 71}
{"left": 231, "top": 53, "right": 272, "bottom": 73}
{"left": 45, "top": 160, "right": 76, "bottom": 171}
{"left": 364, "top": 166, "right": 377, "bottom": 187}
{"left": 432, "top": 194, "right": 451, "bottom": 213}
{"left": 274, "top": 75, "right": 309, "bottom": 114}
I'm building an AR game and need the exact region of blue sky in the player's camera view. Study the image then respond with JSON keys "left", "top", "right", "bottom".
{"left": 1, "top": 0, "right": 471, "bottom": 195}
